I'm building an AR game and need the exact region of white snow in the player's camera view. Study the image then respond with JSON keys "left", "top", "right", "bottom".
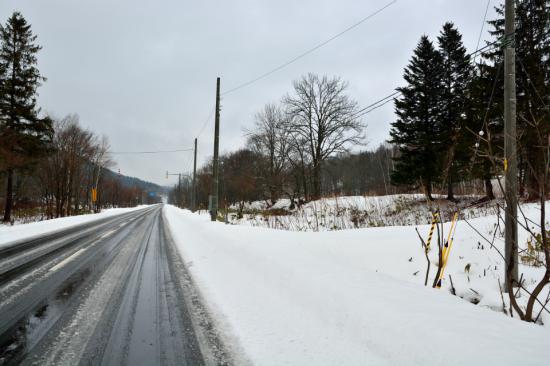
{"left": 227, "top": 194, "right": 499, "bottom": 231}
{"left": 0, "top": 206, "right": 147, "bottom": 246}
{"left": 164, "top": 203, "right": 550, "bottom": 366}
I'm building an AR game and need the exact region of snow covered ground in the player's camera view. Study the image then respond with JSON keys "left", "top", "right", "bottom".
{"left": 164, "top": 203, "right": 550, "bottom": 365}
{"left": 227, "top": 194, "right": 496, "bottom": 231}
{"left": 0, "top": 206, "right": 147, "bottom": 246}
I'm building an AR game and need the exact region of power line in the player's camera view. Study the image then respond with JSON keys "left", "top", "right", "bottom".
{"left": 468, "top": 29, "right": 550, "bottom": 168}
{"left": 196, "top": 107, "right": 216, "bottom": 139}
{"left": 351, "top": 91, "right": 400, "bottom": 118}
{"left": 354, "top": 96, "right": 396, "bottom": 119}
{"left": 351, "top": 39, "right": 503, "bottom": 121}
{"left": 193, "top": 2, "right": 397, "bottom": 140}
{"left": 468, "top": 61, "right": 503, "bottom": 170}
{"left": 473, "top": 0, "right": 492, "bottom": 65}
{"left": 516, "top": 55, "right": 549, "bottom": 111}
{"left": 221, "top": 0, "right": 398, "bottom": 96}
{"left": 192, "top": 4, "right": 505, "bottom": 152}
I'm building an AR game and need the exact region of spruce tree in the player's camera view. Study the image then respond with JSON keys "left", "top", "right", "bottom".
{"left": 389, "top": 36, "right": 444, "bottom": 200}
{"left": 0, "top": 12, "right": 53, "bottom": 222}
{"left": 466, "top": 62, "right": 503, "bottom": 200}
{"left": 437, "top": 22, "right": 473, "bottom": 201}
{"left": 484, "top": 0, "right": 549, "bottom": 199}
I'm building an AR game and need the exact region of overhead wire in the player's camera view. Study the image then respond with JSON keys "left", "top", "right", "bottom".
{"left": 192, "top": 1, "right": 397, "bottom": 140}
{"left": 351, "top": 91, "right": 401, "bottom": 119}
{"left": 110, "top": 2, "right": 399, "bottom": 180}
{"left": 516, "top": 55, "right": 549, "bottom": 112}
{"left": 116, "top": 3, "right": 506, "bottom": 164}
{"left": 220, "top": 0, "right": 398, "bottom": 96}
{"left": 351, "top": 37, "right": 504, "bottom": 122}
{"left": 473, "top": 0, "right": 492, "bottom": 64}
{"left": 353, "top": 94, "right": 398, "bottom": 119}
{"left": 467, "top": 28, "right": 550, "bottom": 171}
{"left": 196, "top": 107, "right": 216, "bottom": 139}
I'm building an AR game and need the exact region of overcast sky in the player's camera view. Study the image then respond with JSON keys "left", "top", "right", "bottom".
{"left": 0, "top": 0, "right": 498, "bottom": 186}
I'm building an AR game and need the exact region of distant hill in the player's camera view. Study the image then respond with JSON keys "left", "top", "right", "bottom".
{"left": 102, "top": 169, "right": 167, "bottom": 196}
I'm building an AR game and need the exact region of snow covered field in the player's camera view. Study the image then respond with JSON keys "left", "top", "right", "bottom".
{"left": 165, "top": 203, "right": 550, "bottom": 365}
{"left": 227, "top": 194, "right": 497, "bottom": 231}
{"left": 0, "top": 206, "right": 146, "bottom": 246}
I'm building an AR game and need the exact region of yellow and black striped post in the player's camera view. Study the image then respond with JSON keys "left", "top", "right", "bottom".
{"left": 425, "top": 211, "right": 439, "bottom": 253}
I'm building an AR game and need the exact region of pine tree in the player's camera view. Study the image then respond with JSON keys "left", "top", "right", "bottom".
{"left": 466, "top": 62, "right": 503, "bottom": 199}
{"left": 389, "top": 36, "right": 444, "bottom": 200}
{"left": 484, "top": 0, "right": 550, "bottom": 199}
{"left": 0, "top": 12, "right": 53, "bottom": 222}
{"left": 437, "top": 22, "right": 473, "bottom": 201}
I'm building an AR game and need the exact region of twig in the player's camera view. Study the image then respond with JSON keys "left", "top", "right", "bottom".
{"left": 449, "top": 274, "right": 457, "bottom": 295}
{"left": 534, "top": 290, "right": 550, "bottom": 323}
{"left": 462, "top": 217, "right": 505, "bottom": 260}
{"left": 415, "top": 227, "right": 431, "bottom": 286}
{"left": 497, "top": 278, "right": 507, "bottom": 314}
{"left": 514, "top": 273, "right": 524, "bottom": 298}
{"left": 518, "top": 281, "right": 550, "bottom": 317}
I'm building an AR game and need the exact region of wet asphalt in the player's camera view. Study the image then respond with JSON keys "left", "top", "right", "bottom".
{"left": 0, "top": 205, "right": 225, "bottom": 366}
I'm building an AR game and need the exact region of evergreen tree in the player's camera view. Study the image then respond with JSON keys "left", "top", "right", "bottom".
{"left": 484, "top": 0, "right": 549, "bottom": 199}
{"left": 466, "top": 62, "right": 503, "bottom": 199}
{"left": 437, "top": 22, "right": 473, "bottom": 201}
{"left": 389, "top": 36, "right": 444, "bottom": 200}
{"left": 0, "top": 12, "right": 53, "bottom": 222}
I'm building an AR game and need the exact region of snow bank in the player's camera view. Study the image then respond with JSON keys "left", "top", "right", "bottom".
{"left": 0, "top": 206, "right": 147, "bottom": 246}
{"left": 164, "top": 205, "right": 550, "bottom": 366}
{"left": 229, "top": 194, "right": 493, "bottom": 231}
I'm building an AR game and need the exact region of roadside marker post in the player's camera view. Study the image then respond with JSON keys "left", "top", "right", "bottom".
{"left": 425, "top": 211, "right": 439, "bottom": 253}
{"left": 436, "top": 212, "right": 459, "bottom": 288}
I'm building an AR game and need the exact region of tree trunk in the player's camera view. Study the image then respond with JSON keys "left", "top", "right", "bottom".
{"left": 446, "top": 178, "right": 455, "bottom": 201}
{"left": 300, "top": 167, "right": 308, "bottom": 201}
{"left": 312, "top": 162, "right": 321, "bottom": 199}
{"left": 526, "top": 169, "right": 541, "bottom": 201}
{"left": 3, "top": 169, "right": 14, "bottom": 222}
{"left": 55, "top": 196, "right": 61, "bottom": 218}
{"left": 425, "top": 180, "right": 433, "bottom": 201}
{"left": 524, "top": 188, "right": 549, "bottom": 321}
{"left": 484, "top": 177, "right": 495, "bottom": 200}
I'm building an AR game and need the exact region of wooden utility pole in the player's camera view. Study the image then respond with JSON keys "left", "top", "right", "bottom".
{"left": 504, "top": 0, "right": 518, "bottom": 290}
{"left": 210, "top": 77, "right": 221, "bottom": 221}
{"left": 178, "top": 173, "right": 182, "bottom": 208}
{"left": 192, "top": 137, "right": 197, "bottom": 212}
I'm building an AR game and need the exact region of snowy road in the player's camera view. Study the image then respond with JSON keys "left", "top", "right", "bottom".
{"left": 0, "top": 205, "right": 225, "bottom": 365}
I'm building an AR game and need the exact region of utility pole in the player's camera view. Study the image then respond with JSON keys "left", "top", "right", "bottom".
{"left": 166, "top": 171, "right": 183, "bottom": 207}
{"left": 504, "top": 0, "right": 518, "bottom": 290}
{"left": 192, "top": 137, "right": 197, "bottom": 212}
{"left": 210, "top": 77, "right": 221, "bottom": 221}
{"left": 178, "top": 173, "right": 182, "bottom": 208}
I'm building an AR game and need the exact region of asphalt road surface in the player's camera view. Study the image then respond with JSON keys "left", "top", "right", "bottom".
{"left": 0, "top": 205, "right": 230, "bottom": 366}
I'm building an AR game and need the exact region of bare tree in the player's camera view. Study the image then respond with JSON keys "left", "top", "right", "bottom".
{"left": 246, "top": 103, "right": 291, "bottom": 204}
{"left": 473, "top": 108, "right": 549, "bottom": 323}
{"left": 283, "top": 73, "right": 365, "bottom": 199}
{"left": 90, "top": 135, "right": 112, "bottom": 212}
{"left": 37, "top": 115, "right": 113, "bottom": 217}
{"left": 286, "top": 132, "right": 311, "bottom": 203}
